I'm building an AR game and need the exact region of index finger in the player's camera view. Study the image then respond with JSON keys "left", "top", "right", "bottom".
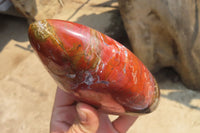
{"left": 112, "top": 115, "right": 138, "bottom": 133}
{"left": 53, "top": 87, "right": 76, "bottom": 108}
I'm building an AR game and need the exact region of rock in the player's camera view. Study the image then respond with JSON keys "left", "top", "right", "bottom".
{"left": 0, "top": 0, "right": 22, "bottom": 17}
{"left": 118, "top": 0, "right": 200, "bottom": 90}
{"left": 11, "top": 0, "right": 37, "bottom": 22}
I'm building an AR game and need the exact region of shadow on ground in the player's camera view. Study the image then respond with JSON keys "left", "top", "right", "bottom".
{"left": 91, "top": 0, "right": 118, "bottom": 8}
{"left": 155, "top": 68, "right": 200, "bottom": 111}
{"left": 0, "top": 14, "right": 32, "bottom": 52}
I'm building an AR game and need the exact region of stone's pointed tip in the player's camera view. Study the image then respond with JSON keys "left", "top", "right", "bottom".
{"left": 29, "top": 20, "right": 47, "bottom": 31}
{"left": 28, "top": 20, "right": 53, "bottom": 42}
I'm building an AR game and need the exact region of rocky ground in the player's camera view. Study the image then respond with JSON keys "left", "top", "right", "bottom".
{"left": 0, "top": 0, "right": 200, "bottom": 133}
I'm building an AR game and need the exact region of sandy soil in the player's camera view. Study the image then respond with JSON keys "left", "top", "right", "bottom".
{"left": 0, "top": 0, "right": 200, "bottom": 133}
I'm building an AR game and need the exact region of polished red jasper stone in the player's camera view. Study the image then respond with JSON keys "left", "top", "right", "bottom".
{"left": 28, "top": 19, "right": 159, "bottom": 115}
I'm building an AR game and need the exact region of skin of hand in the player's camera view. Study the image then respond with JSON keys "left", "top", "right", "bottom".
{"left": 50, "top": 87, "right": 138, "bottom": 133}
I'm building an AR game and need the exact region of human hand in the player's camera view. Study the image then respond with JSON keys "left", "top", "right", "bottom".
{"left": 50, "top": 87, "right": 138, "bottom": 133}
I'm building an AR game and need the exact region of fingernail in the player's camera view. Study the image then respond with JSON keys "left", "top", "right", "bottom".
{"left": 77, "top": 104, "right": 87, "bottom": 123}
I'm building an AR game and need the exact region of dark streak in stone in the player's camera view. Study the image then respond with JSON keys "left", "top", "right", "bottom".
{"left": 97, "top": 80, "right": 110, "bottom": 85}
{"left": 188, "top": 0, "right": 199, "bottom": 76}
{"left": 191, "top": 0, "right": 199, "bottom": 48}
{"left": 77, "top": 44, "right": 82, "bottom": 50}
{"left": 147, "top": 10, "right": 161, "bottom": 21}
{"left": 171, "top": 39, "right": 178, "bottom": 60}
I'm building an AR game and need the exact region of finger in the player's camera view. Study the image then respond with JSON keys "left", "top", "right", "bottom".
{"left": 54, "top": 87, "right": 75, "bottom": 107}
{"left": 67, "top": 103, "right": 99, "bottom": 133}
{"left": 50, "top": 87, "right": 76, "bottom": 132}
{"left": 97, "top": 113, "right": 117, "bottom": 133}
{"left": 112, "top": 115, "right": 138, "bottom": 133}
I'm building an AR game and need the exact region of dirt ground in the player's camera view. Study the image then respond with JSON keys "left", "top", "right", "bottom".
{"left": 0, "top": 0, "right": 200, "bottom": 133}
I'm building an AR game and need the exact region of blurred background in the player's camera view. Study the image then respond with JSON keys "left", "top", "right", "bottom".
{"left": 0, "top": 0, "right": 200, "bottom": 132}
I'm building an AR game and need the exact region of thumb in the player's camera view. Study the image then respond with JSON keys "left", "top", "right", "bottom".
{"left": 67, "top": 103, "right": 99, "bottom": 133}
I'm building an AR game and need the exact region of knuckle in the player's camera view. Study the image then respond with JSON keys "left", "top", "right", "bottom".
{"left": 69, "top": 123, "right": 88, "bottom": 133}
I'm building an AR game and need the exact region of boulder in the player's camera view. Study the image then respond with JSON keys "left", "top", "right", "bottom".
{"left": 118, "top": 0, "right": 200, "bottom": 90}
{"left": 11, "top": 0, "right": 38, "bottom": 22}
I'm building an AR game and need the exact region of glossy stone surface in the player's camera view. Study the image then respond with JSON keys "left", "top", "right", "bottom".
{"left": 28, "top": 19, "right": 160, "bottom": 116}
